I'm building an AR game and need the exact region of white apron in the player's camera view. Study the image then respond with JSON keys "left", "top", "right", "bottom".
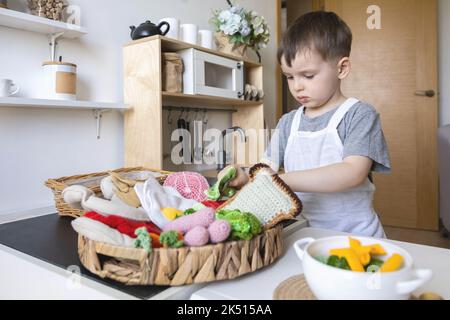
{"left": 284, "top": 98, "right": 386, "bottom": 238}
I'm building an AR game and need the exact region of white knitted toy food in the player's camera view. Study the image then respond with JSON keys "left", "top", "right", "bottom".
{"left": 217, "top": 164, "right": 302, "bottom": 229}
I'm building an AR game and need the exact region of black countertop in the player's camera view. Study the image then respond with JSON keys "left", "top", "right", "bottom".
{"left": 0, "top": 214, "right": 169, "bottom": 300}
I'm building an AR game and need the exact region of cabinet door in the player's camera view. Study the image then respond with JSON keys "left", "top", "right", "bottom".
{"left": 315, "top": 0, "right": 439, "bottom": 230}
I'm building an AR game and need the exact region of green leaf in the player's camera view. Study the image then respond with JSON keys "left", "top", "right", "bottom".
{"left": 339, "top": 257, "right": 351, "bottom": 270}
{"left": 326, "top": 255, "right": 341, "bottom": 268}
{"left": 183, "top": 208, "right": 196, "bottom": 216}
{"left": 315, "top": 256, "right": 329, "bottom": 264}
{"left": 326, "top": 255, "right": 351, "bottom": 270}
{"left": 365, "top": 258, "right": 384, "bottom": 272}
{"left": 369, "top": 258, "right": 385, "bottom": 267}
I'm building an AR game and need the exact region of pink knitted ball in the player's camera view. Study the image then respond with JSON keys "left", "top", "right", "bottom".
{"left": 163, "top": 171, "right": 209, "bottom": 202}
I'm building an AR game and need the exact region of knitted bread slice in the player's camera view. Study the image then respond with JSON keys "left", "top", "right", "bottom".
{"left": 217, "top": 164, "right": 302, "bottom": 230}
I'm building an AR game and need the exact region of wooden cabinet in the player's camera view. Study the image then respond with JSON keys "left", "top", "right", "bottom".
{"left": 123, "top": 35, "right": 265, "bottom": 170}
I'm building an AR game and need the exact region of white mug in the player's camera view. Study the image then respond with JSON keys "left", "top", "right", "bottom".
{"left": 198, "top": 29, "right": 213, "bottom": 49}
{"left": 180, "top": 24, "right": 198, "bottom": 45}
{"left": 159, "top": 17, "right": 179, "bottom": 40}
{"left": 0, "top": 79, "right": 20, "bottom": 97}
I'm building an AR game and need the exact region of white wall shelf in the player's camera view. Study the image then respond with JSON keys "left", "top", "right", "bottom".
{"left": 0, "top": 97, "right": 129, "bottom": 139}
{"left": 0, "top": 97, "right": 128, "bottom": 110}
{"left": 0, "top": 7, "right": 87, "bottom": 38}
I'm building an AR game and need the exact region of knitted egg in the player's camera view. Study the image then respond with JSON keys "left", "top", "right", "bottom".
{"left": 163, "top": 172, "right": 209, "bottom": 202}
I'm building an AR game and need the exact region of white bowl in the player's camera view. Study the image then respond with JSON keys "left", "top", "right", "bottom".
{"left": 293, "top": 236, "right": 432, "bottom": 300}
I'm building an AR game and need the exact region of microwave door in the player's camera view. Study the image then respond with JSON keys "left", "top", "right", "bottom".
{"left": 193, "top": 51, "right": 244, "bottom": 99}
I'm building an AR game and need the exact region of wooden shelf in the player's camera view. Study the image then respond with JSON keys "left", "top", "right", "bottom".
{"left": 162, "top": 92, "right": 263, "bottom": 107}
{"left": 0, "top": 7, "right": 87, "bottom": 38}
{"left": 0, "top": 97, "right": 128, "bottom": 110}
{"left": 124, "top": 35, "right": 262, "bottom": 68}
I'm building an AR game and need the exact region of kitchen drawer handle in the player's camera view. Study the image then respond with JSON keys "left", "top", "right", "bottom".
{"left": 415, "top": 90, "right": 436, "bottom": 98}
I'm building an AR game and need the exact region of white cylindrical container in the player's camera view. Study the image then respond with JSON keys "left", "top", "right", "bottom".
{"left": 42, "top": 61, "right": 77, "bottom": 100}
{"left": 180, "top": 24, "right": 198, "bottom": 45}
{"left": 198, "top": 29, "right": 213, "bottom": 49}
{"left": 159, "top": 17, "right": 179, "bottom": 40}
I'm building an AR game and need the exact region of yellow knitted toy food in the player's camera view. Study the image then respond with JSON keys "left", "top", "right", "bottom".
{"left": 162, "top": 208, "right": 184, "bottom": 221}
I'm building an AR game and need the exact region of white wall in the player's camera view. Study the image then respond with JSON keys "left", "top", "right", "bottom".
{"left": 0, "top": 0, "right": 279, "bottom": 215}
{"left": 439, "top": 0, "right": 450, "bottom": 127}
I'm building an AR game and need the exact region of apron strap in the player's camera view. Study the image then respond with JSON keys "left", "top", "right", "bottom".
{"left": 290, "top": 107, "right": 304, "bottom": 136}
{"left": 290, "top": 98, "right": 359, "bottom": 135}
{"left": 327, "top": 97, "right": 360, "bottom": 130}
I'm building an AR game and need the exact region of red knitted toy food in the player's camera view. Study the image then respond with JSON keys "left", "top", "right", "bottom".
{"left": 84, "top": 212, "right": 161, "bottom": 238}
{"left": 163, "top": 172, "right": 209, "bottom": 202}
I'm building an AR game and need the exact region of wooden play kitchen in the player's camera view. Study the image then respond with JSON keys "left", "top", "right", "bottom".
{"left": 122, "top": 35, "right": 265, "bottom": 170}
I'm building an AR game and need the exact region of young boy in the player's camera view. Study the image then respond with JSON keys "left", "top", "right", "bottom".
{"left": 227, "top": 11, "right": 391, "bottom": 238}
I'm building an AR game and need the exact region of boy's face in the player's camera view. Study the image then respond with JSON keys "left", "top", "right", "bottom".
{"left": 281, "top": 48, "right": 348, "bottom": 109}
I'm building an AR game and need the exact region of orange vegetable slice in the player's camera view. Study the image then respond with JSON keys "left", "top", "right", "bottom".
{"left": 380, "top": 253, "right": 404, "bottom": 272}
{"left": 329, "top": 248, "right": 365, "bottom": 272}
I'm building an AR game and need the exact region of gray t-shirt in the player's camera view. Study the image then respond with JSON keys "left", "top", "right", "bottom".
{"left": 264, "top": 101, "right": 391, "bottom": 173}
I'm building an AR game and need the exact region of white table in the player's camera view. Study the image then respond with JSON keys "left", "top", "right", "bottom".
{"left": 0, "top": 212, "right": 307, "bottom": 300}
{"left": 191, "top": 227, "right": 450, "bottom": 300}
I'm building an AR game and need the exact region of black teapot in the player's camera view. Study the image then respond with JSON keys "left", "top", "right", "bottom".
{"left": 130, "top": 20, "right": 170, "bottom": 40}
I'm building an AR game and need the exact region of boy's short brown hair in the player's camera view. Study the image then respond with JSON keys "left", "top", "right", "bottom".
{"left": 278, "top": 11, "right": 352, "bottom": 66}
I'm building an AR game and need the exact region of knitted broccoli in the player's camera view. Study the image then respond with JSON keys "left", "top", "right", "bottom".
{"left": 215, "top": 209, "right": 262, "bottom": 240}
{"left": 134, "top": 227, "right": 153, "bottom": 252}
{"left": 159, "top": 230, "right": 184, "bottom": 248}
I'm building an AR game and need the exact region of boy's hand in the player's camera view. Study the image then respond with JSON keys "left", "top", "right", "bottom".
{"left": 218, "top": 165, "right": 249, "bottom": 189}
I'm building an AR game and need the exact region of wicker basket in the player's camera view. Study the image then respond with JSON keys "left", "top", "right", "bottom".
{"left": 78, "top": 224, "right": 283, "bottom": 286}
{"left": 45, "top": 167, "right": 172, "bottom": 218}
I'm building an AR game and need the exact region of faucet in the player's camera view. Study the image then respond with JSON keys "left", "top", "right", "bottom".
{"left": 217, "top": 126, "right": 247, "bottom": 171}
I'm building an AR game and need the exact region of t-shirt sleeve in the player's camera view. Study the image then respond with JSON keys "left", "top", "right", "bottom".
{"left": 261, "top": 112, "right": 293, "bottom": 171}
{"left": 342, "top": 107, "right": 391, "bottom": 173}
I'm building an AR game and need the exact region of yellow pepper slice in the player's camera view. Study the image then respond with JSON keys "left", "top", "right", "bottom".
{"left": 329, "top": 248, "right": 365, "bottom": 272}
{"left": 349, "top": 237, "right": 372, "bottom": 266}
{"left": 349, "top": 237, "right": 387, "bottom": 256}
{"left": 364, "top": 244, "right": 387, "bottom": 256}
{"left": 380, "top": 253, "right": 404, "bottom": 272}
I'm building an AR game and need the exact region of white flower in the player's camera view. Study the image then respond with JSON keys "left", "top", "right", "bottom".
{"left": 220, "top": 13, "right": 242, "bottom": 35}
{"left": 240, "top": 25, "right": 251, "bottom": 36}
{"left": 230, "top": 5, "right": 242, "bottom": 14}
{"left": 211, "top": 3, "right": 270, "bottom": 54}
{"left": 252, "top": 15, "right": 262, "bottom": 27}
{"left": 218, "top": 9, "right": 232, "bottom": 23}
